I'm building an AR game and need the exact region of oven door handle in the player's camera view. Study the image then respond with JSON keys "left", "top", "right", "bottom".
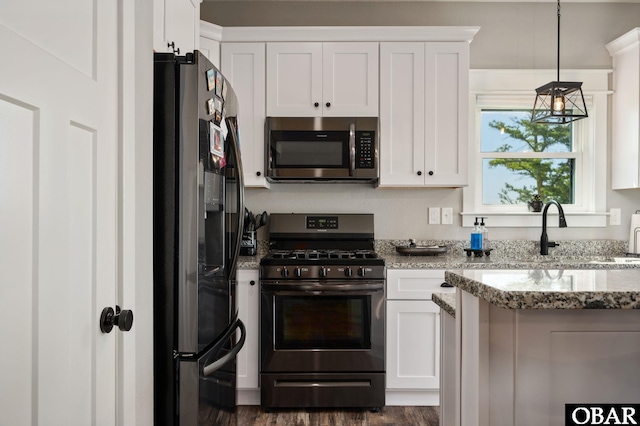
{"left": 271, "top": 290, "right": 382, "bottom": 297}
{"left": 262, "top": 282, "right": 384, "bottom": 293}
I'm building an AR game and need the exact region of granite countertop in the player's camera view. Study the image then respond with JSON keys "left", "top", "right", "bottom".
{"left": 382, "top": 253, "right": 640, "bottom": 270}
{"left": 239, "top": 253, "right": 640, "bottom": 271}
{"left": 238, "top": 255, "right": 261, "bottom": 269}
{"left": 445, "top": 269, "right": 640, "bottom": 310}
{"left": 433, "top": 292, "right": 456, "bottom": 317}
{"left": 238, "top": 239, "right": 640, "bottom": 315}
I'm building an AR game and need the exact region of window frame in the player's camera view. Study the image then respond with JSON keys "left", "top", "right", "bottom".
{"left": 462, "top": 69, "right": 610, "bottom": 228}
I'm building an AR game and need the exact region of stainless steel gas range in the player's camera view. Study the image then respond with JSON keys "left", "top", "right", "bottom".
{"left": 259, "top": 213, "right": 386, "bottom": 411}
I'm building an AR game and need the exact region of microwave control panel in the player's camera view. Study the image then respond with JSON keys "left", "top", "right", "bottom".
{"left": 355, "top": 131, "right": 376, "bottom": 169}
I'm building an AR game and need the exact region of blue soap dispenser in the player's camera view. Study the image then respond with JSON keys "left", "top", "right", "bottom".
{"left": 471, "top": 217, "right": 483, "bottom": 250}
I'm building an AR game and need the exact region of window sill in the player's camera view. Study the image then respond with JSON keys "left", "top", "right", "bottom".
{"left": 461, "top": 212, "right": 608, "bottom": 228}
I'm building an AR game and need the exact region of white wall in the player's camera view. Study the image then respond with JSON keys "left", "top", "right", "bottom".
{"left": 203, "top": 2, "right": 640, "bottom": 241}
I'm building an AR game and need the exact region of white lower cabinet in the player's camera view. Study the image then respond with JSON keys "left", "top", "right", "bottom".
{"left": 386, "top": 269, "right": 454, "bottom": 406}
{"left": 236, "top": 269, "right": 260, "bottom": 405}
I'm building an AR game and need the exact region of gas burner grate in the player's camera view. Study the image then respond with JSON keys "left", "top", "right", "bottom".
{"left": 263, "top": 249, "right": 379, "bottom": 261}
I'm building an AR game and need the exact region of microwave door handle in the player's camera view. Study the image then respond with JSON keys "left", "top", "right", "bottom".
{"left": 349, "top": 123, "right": 356, "bottom": 176}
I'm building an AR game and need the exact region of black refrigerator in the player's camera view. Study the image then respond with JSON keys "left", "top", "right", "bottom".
{"left": 153, "top": 51, "right": 246, "bottom": 425}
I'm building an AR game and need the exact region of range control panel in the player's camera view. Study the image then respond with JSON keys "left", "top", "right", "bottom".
{"left": 306, "top": 216, "right": 339, "bottom": 229}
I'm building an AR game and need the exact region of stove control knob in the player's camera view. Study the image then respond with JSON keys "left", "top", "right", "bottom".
{"left": 358, "top": 267, "right": 366, "bottom": 277}
{"left": 281, "top": 267, "right": 289, "bottom": 278}
{"left": 319, "top": 266, "right": 328, "bottom": 278}
{"left": 294, "top": 267, "right": 302, "bottom": 278}
{"left": 344, "top": 266, "right": 353, "bottom": 277}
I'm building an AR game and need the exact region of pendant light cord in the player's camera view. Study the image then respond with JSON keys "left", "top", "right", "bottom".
{"left": 557, "top": 0, "right": 561, "bottom": 82}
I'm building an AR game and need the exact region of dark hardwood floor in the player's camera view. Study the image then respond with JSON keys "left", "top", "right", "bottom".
{"left": 200, "top": 406, "right": 440, "bottom": 425}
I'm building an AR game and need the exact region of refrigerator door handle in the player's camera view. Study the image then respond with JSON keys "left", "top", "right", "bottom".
{"left": 202, "top": 319, "right": 246, "bottom": 377}
{"left": 227, "top": 117, "right": 245, "bottom": 280}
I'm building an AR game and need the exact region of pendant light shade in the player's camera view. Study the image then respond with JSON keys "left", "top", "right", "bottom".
{"left": 531, "top": 0, "right": 588, "bottom": 124}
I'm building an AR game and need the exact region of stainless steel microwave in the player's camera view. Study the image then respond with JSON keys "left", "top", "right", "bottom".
{"left": 265, "top": 117, "right": 379, "bottom": 183}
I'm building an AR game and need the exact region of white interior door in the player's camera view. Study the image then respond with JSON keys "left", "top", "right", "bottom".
{"left": 0, "top": 1, "right": 120, "bottom": 424}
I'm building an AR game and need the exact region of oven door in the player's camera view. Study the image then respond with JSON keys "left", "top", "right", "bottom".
{"left": 260, "top": 281, "right": 385, "bottom": 373}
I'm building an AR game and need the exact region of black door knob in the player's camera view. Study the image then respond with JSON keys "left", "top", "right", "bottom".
{"left": 256, "top": 171, "right": 261, "bottom": 176}
{"left": 100, "top": 306, "right": 134, "bottom": 333}
{"left": 314, "top": 102, "right": 319, "bottom": 107}
{"left": 428, "top": 171, "right": 434, "bottom": 176}
{"left": 326, "top": 102, "right": 331, "bottom": 107}
{"left": 417, "top": 171, "right": 422, "bottom": 176}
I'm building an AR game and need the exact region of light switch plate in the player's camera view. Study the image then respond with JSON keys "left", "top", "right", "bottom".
{"left": 610, "top": 208, "right": 621, "bottom": 226}
{"left": 442, "top": 207, "right": 453, "bottom": 225}
{"left": 429, "top": 207, "right": 441, "bottom": 224}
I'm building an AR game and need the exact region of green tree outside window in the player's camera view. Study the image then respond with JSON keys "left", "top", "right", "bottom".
{"left": 481, "top": 110, "right": 574, "bottom": 205}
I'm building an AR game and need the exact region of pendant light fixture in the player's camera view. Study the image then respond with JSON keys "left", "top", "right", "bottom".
{"left": 531, "top": 0, "right": 588, "bottom": 124}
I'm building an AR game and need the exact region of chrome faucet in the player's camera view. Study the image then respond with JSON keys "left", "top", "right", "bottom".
{"left": 540, "top": 200, "right": 567, "bottom": 255}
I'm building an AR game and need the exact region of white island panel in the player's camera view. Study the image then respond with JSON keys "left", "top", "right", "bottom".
{"left": 448, "top": 269, "right": 640, "bottom": 426}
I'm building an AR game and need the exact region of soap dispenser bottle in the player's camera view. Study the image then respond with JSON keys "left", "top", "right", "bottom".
{"left": 480, "top": 217, "right": 489, "bottom": 250}
{"left": 470, "top": 217, "right": 483, "bottom": 250}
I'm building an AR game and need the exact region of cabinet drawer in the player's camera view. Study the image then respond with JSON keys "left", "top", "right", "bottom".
{"left": 387, "top": 269, "right": 454, "bottom": 300}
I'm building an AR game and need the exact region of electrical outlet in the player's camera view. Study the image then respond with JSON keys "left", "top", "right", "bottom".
{"left": 442, "top": 207, "right": 453, "bottom": 225}
{"left": 429, "top": 207, "right": 441, "bottom": 224}
{"left": 610, "top": 208, "right": 621, "bottom": 226}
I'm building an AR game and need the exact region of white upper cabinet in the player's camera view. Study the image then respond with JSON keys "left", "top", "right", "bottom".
{"left": 199, "top": 21, "right": 222, "bottom": 69}
{"left": 322, "top": 43, "right": 379, "bottom": 117}
{"left": 606, "top": 28, "right": 640, "bottom": 190}
{"left": 379, "top": 42, "right": 469, "bottom": 187}
{"left": 266, "top": 42, "right": 379, "bottom": 117}
{"left": 221, "top": 43, "right": 269, "bottom": 188}
{"left": 154, "top": 0, "right": 201, "bottom": 54}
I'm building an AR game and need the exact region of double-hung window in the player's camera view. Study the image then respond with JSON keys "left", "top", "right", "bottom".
{"left": 462, "top": 70, "right": 610, "bottom": 227}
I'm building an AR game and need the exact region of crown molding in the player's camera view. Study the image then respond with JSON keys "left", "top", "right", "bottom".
{"left": 219, "top": 26, "right": 480, "bottom": 43}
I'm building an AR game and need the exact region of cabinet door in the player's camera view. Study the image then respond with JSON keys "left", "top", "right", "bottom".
{"left": 153, "top": 0, "right": 201, "bottom": 54}
{"left": 236, "top": 269, "right": 260, "bottom": 389}
{"left": 608, "top": 29, "right": 640, "bottom": 189}
{"left": 322, "top": 42, "right": 379, "bottom": 117}
{"left": 266, "top": 43, "right": 323, "bottom": 116}
{"left": 387, "top": 300, "right": 441, "bottom": 390}
{"left": 379, "top": 42, "right": 469, "bottom": 187}
{"left": 379, "top": 42, "right": 426, "bottom": 186}
{"left": 423, "top": 42, "right": 469, "bottom": 187}
{"left": 221, "top": 43, "right": 269, "bottom": 188}
{"left": 200, "top": 22, "right": 222, "bottom": 69}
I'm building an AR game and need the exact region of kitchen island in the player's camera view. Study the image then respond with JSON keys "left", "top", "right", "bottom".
{"left": 444, "top": 269, "right": 640, "bottom": 426}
